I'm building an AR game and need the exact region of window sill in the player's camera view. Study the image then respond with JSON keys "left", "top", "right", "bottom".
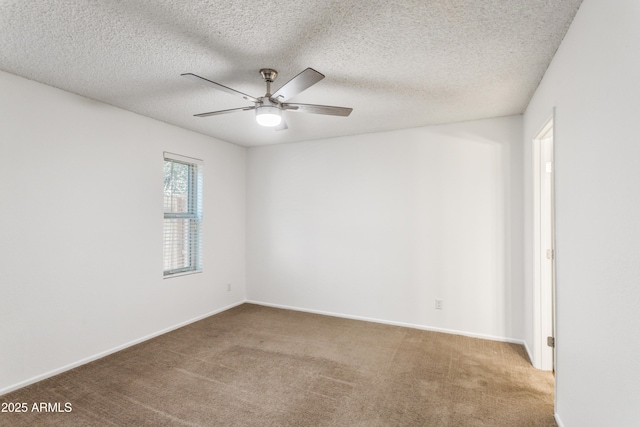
{"left": 163, "top": 269, "right": 202, "bottom": 279}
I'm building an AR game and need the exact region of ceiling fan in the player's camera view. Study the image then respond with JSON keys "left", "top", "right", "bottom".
{"left": 181, "top": 68, "right": 353, "bottom": 130}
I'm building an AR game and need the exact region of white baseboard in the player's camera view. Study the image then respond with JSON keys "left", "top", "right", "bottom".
{"left": 554, "top": 413, "right": 565, "bottom": 427}
{"left": 0, "top": 300, "right": 244, "bottom": 396}
{"left": 523, "top": 340, "right": 534, "bottom": 365}
{"left": 246, "top": 300, "right": 526, "bottom": 346}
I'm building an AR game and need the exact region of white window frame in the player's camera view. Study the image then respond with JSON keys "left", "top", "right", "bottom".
{"left": 163, "top": 152, "right": 203, "bottom": 278}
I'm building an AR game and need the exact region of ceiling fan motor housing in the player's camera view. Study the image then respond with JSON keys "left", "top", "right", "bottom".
{"left": 259, "top": 68, "right": 278, "bottom": 83}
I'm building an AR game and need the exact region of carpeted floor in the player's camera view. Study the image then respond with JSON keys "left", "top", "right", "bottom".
{"left": 0, "top": 304, "right": 556, "bottom": 426}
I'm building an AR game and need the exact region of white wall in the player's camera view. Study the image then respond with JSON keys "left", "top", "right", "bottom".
{"left": 524, "top": 0, "right": 640, "bottom": 425}
{"left": 0, "top": 71, "right": 246, "bottom": 394}
{"left": 247, "top": 116, "right": 524, "bottom": 342}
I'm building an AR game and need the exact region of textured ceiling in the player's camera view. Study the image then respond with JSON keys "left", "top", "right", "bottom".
{"left": 0, "top": 0, "right": 582, "bottom": 147}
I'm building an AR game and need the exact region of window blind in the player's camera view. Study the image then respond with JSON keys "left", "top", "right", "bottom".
{"left": 163, "top": 152, "right": 202, "bottom": 277}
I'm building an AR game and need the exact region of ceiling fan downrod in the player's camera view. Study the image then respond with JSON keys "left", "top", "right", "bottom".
{"left": 260, "top": 68, "right": 278, "bottom": 96}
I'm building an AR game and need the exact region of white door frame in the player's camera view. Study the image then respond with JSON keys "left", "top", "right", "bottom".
{"left": 532, "top": 114, "right": 555, "bottom": 371}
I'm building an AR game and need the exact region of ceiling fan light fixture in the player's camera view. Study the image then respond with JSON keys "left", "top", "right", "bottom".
{"left": 255, "top": 105, "right": 282, "bottom": 127}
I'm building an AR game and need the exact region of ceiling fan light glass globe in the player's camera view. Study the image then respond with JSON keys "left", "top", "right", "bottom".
{"left": 255, "top": 106, "right": 282, "bottom": 127}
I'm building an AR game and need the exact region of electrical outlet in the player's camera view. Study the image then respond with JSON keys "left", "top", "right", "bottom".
{"left": 227, "top": 283, "right": 231, "bottom": 292}
{"left": 435, "top": 299, "right": 443, "bottom": 310}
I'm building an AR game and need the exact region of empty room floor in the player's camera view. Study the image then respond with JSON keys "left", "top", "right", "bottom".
{"left": 0, "top": 304, "right": 556, "bottom": 426}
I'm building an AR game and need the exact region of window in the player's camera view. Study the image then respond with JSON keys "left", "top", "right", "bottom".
{"left": 163, "top": 152, "right": 202, "bottom": 277}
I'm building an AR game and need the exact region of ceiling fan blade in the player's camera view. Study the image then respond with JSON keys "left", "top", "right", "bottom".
{"left": 283, "top": 103, "right": 353, "bottom": 117}
{"left": 194, "top": 106, "right": 255, "bottom": 117}
{"left": 182, "top": 73, "right": 259, "bottom": 103}
{"left": 271, "top": 68, "right": 324, "bottom": 102}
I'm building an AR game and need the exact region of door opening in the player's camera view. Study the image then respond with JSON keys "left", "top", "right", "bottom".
{"left": 533, "top": 117, "right": 555, "bottom": 372}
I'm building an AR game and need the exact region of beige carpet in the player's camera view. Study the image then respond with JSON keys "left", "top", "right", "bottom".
{"left": 0, "top": 304, "right": 556, "bottom": 426}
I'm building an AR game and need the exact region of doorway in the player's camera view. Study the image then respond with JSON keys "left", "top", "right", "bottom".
{"left": 533, "top": 117, "right": 555, "bottom": 372}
